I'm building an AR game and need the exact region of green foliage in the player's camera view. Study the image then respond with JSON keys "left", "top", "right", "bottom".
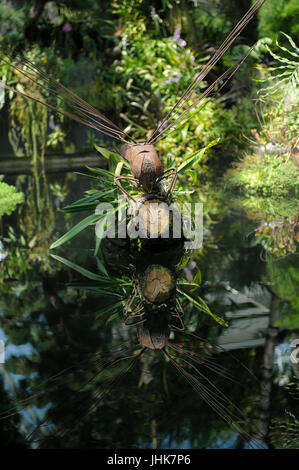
{"left": 224, "top": 32, "right": 299, "bottom": 202}
{"left": 222, "top": 32, "right": 299, "bottom": 258}
{"left": 258, "top": 0, "right": 299, "bottom": 42}
{"left": 49, "top": 149, "right": 123, "bottom": 250}
{"left": 224, "top": 149, "right": 299, "bottom": 258}
{"left": 270, "top": 410, "right": 299, "bottom": 448}
{"left": 177, "top": 139, "right": 219, "bottom": 173}
{"left": 252, "top": 219, "right": 298, "bottom": 257}
{"left": 0, "top": 181, "right": 24, "bottom": 217}
{"left": 266, "top": 256, "right": 299, "bottom": 329}
{"left": 1, "top": 48, "right": 63, "bottom": 157}
{"left": 224, "top": 152, "right": 299, "bottom": 197}
{"left": 0, "top": 0, "right": 282, "bottom": 174}
{"left": 269, "top": 382, "right": 299, "bottom": 449}
{"left": 222, "top": 192, "right": 299, "bottom": 257}
{"left": 49, "top": 212, "right": 105, "bottom": 249}
{"left": 100, "top": 8, "right": 260, "bottom": 170}
{"left": 2, "top": 1, "right": 265, "bottom": 169}
{"left": 254, "top": 33, "right": 298, "bottom": 150}
{"left": 258, "top": 33, "right": 298, "bottom": 97}
{"left": 177, "top": 286, "right": 228, "bottom": 327}
{"left": 0, "top": 1, "right": 25, "bottom": 44}
{"left": 224, "top": 193, "right": 299, "bottom": 221}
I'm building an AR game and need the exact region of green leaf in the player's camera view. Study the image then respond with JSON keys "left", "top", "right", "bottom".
{"left": 0, "top": 181, "right": 24, "bottom": 217}
{"left": 96, "top": 256, "right": 109, "bottom": 277}
{"left": 177, "top": 288, "right": 228, "bottom": 327}
{"left": 177, "top": 139, "right": 219, "bottom": 173}
{"left": 62, "top": 190, "right": 114, "bottom": 212}
{"left": 86, "top": 166, "right": 114, "bottom": 179}
{"left": 94, "top": 214, "right": 108, "bottom": 243}
{"left": 115, "top": 161, "right": 124, "bottom": 177}
{"left": 94, "top": 235, "right": 101, "bottom": 257}
{"left": 277, "top": 32, "right": 298, "bottom": 56}
{"left": 62, "top": 203, "right": 101, "bottom": 213}
{"left": 68, "top": 284, "right": 121, "bottom": 296}
{"left": 265, "top": 45, "right": 298, "bottom": 66}
{"left": 50, "top": 213, "right": 102, "bottom": 249}
{"left": 28, "top": 236, "right": 37, "bottom": 249}
{"left": 74, "top": 172, "right": 101, "bottom": 181}
{"left": 276, "top": 43, "right": 299, "bottom": 59}
{"left": 105, "top": 311, "right": 121, "bottom": 324}
{"left": 68, "top": 277, "right": 128, "bottom": 288}
{"left": 192, "top": 269, "right": 202, "bottom": 286}
{"left": 50, "top": 254, "right": 106, "bottom": 281}
{"left": 94, "top": 145, "right": 122, "bottom": 162}
{"left": 94, "top": 145, "right": 129, "bottom": 174}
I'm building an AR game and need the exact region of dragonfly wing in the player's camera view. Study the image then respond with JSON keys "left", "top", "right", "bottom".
{"left": 149, "top": 43, "right": 256, "bottom": 144}
{"left": 0, "top": 51, "right": 134, "bottom": 144}
{"left": 148, "top": 0, "right": 265, "bottom": 144}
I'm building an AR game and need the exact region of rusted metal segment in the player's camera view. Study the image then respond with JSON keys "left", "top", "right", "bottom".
{"left": 138, "top": 321, "right": 170, "bottom": 350}
{"left": 121, "top": 144, "right": 164, "bottom": 189}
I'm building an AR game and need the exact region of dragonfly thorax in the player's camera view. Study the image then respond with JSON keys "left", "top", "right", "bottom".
{"left": 121, "top": 144, "right": 164, "bottom": 190}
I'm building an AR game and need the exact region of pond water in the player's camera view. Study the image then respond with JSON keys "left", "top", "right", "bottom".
{"left": 0, "top": 167, "right": 298, "bottom": 449}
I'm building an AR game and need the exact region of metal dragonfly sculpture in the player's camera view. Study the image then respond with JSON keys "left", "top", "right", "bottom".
{"left": 0, "top": 0, "right": 265, "bottom": 201}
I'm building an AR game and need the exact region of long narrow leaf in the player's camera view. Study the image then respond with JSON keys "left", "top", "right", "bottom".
{"left": 61, "top": 203, "right": 103, "bottom": 213}
{"left": 280, "top": 32, "right": 298, "bottom": 50}
{"left": 86, "top": 166, "right": 114, "bottom": 179}
{"left": 68, "top": 284, "right": 122, "bottom": 296}
{"left": 177, "top": 288, "right": 228, "bottom": 327}
{"left": 178, "top": 139, "right": 219, "bottom": 173}
{"left": 94, "top": 235, "right": 101, "bottom": 257}
{"left": 50, "top": 213, "right": 103, "bottom": 249}
{"left": 94, "top": 145, "right": 123, "bottom": 162}
{"left": 96, "top": 256, "right": 109, "bottom": 277}
{"left": 62, "top": 190, "right": 115, "bottom": 212}
{"left": 50, "top": 254, "right": 106, "bottom": 281}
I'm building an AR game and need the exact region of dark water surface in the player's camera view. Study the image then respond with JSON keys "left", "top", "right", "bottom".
{"left": 0, "top": 169, "right": 298, "bottom": 449}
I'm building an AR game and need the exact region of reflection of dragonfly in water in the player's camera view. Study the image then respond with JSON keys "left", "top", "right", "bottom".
{"left": 0, "top": 232, "right": 265, "bottom": 449}
{"left": 0, "top": 304, "right": 264, "bottom": 448}
{"left": 0, "top": 1, "right": 264, "bottom": 201}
